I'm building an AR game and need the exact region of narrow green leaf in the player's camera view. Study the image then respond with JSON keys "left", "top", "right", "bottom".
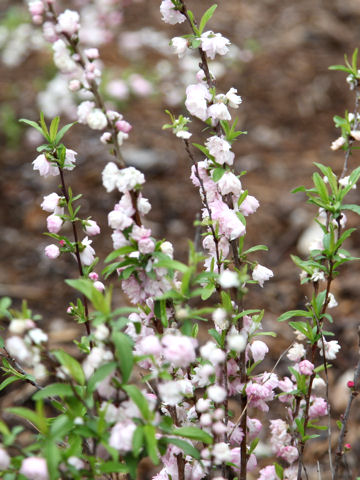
{"left": 55, "top": 122, "right": 76, "bottom": 144}
{"left": 199, "top": 4, "right": 217, "bottom": 34}
{"left": 53, "top": 350, "right": 85, "bottom": 386}
{"left": 212, "top": 167, "right": 226, "bottom": 182}
{"left": 0, "top": 376, "right": 19, "bottom": 392}
{"left": 6, "top": 407, "right": 47, "bottom": 433}
{"left": 33, "top": 383, "right": 73, "bottom": 400}
{"left": 328, "top": 65, "right": 352, "bottom": 73}
{"left": 144, "top": 424, "right": 159, "bottom": 465}
{"left": 132, "top": 426, "right": 144, "bottom": 457}
{"left": 342, "top": 204, "right": 360, "bottom": 215}
{"left": 112, "top": 332, "right": 133, "bottom": 384}
{"left": 99, "top": 462, "right": 129, "bottom": 474}
{"left": 19, "top": 118, "right": 44, "bottom": 136}
{"left": 277, "top": 310, "right": 311, "bottom": 322}
{"left": 313, "top": 172, "right": 329, "bottom": 202}
{"left": 122, "top": 385, "right": 151, "bottom": 421}
{"left": 171, "top": 426, "right": 213, "bottom": 444}
{"left": 49, "top": 116, "right": 60, "bottom": 142}
{"left": 160, "top": 437, "right": 200, "bottom": 460}
{"left": 105, "top": 246, "right": 137, "bottom": 263}
{"left": 87, "top": 362, "right": 117, "bottom": 394}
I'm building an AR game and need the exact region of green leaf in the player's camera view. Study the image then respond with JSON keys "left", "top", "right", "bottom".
{"left": 132, "top": 426, "right": 144, "bottom": 457}
{"left": 44, "top": 440, "right": 61, "bottom": 480}
{"left": 39, "top": 112, "right": 50, "bottom": 139}
{"left": 274, "top": 462, "right": 284, "bottom": 479}
{"left": 192, "top": 143, "right": 211, "bottom": 158}
{"left": 87, "top": 362, "right": 117, "bottom": 394}
{"left": 19, "top": 118, "right": 45, "bottom": 137}
{"left": 105, "top": 245, "right": 137, "bottom": 263}
{"left": 154, "top": 299, "right": 168, "bottom": 328}
{"left": 342, "top": 204, "right": 360, "bottom": 215}
{"left": 99, "top": 462, "right": 129, "bottom": 474}
{"left": 199, "top": 4, "right": 217, "bottom": 34}
{"left": 66, "top": 278, "right": 110, "bottom": 314}
{"left": 201, "top": 283, "right": 215, "bottom": 300}
{"left": 328, "top": 65, "right": 352, "bottom": 73}
{"left": 242, "top": 245, "right": 268, "bottom": 255}
{"left": 313, "top": 172, "right": 329, "bottom": 203}
{"left": 33, "top": 383, "right": 74, "bottom": 400}
{"left": 160, "top": 437, "right": 200, "bottom": 460}
{"left": 154, "top": 257, "right": 188, "bottom": 273}
{"left": 212, "top": 167, "right": 226, "bottom": 182}
{"left": 171, "top": 426, "right": 213, "bottom": 444}
{"left": 144, "top": 424, "right": 159, "bottom": 465}
{"left": 0, "top": 376, "right": 19, "bottom": 392}
{"left": 277, "top": 310, "right": 311, "bottom": 322}
{"left": 55, "top": 121, "right": 76, "bottom": 144}
{"left": 6, "top": 407, "right": 47, "bottom": 434}
{"left": 53, "top": 350, "right": 85, "bottom": 386}
{"left": 112, "top": 332, "right": 134, "bottom": 384}
{"left": 122, "top": 385, "right": 151, "bottom": 421}
{"left": 49, "top": 116, "right": 60, "bottom": 143}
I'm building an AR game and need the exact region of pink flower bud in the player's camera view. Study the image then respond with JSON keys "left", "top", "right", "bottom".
{"left": 347, "top": 380, "right": 355, "bottom": 388}
{"left": 59, "top": 239, "right": 65, "bottom": 247}
{"left": 46, "top": 214, "right": 63, "bottom": 233}
{"left": 345, "top": 443, "right": 352, "bottom": 450}
{"left": 115, "top": 120, "right": 132, "bottom": 134}
{"left": 32, "top": 14, "right": 43, "bottom": 25}
{"left": 89, "top": 272, "right": 98, "bottom": 281}
{"left": 84, "top": 219, "right": 101, "bottom": 236}
{"left": 84, "top": 48, "right": 99, "bottom": 60}
{"left": 100, "top": 132, "right": 112, "bottom": 144}
{"left": 94, "top": 281, "right": 105, "bottom": 292}
{"left": 69, "top": 79, "right": 81, "bottom": 91}
{"left": 29, "top": 1, "right": 44, "bottom": 16}
{"left": 20, "top": 457, "right": 49, "bottom": 480}
{"left": 298, "top": 360, "right": 315, "bottom": 376}
{"left": 45, "top": 244, "right": 60, "bottom": 259}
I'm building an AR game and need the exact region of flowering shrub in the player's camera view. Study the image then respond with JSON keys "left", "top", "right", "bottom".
{"left": 0, "top": 1, "right": 360, "bottom": 480}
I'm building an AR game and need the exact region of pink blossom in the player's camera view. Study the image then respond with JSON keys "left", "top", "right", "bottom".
{"left": 131, "top": 225, "right": 151, "bottom": 242}
{"left": 108, "top": 210, "right": 133, "bottom": 230}
{"left": 41, "top": 192, "right": 61, "bottom": 212}
{"left": 20, "top": 457, "right": 49, "bottom": 480}
{"left": 80, "top": 237, "right": 96, "bottom": 266}
{"left": 162, "top": 334, "right": 197, "bottom": 367}
{"left": 138, "top": 237, "right": 155, "bottom": 254}
{"left": 317, "top": 338, "right": 341, "bottom": 360}
{"left": 46, "top": 214, "right": 62, "bottom": 234}
{"left": 287, "top": 343, "right": 305, "bottom": 362}
{"left": 298, "top": 359, "right": 314, "bottom": 376}
{"left": 205, "top": 136, "right": 235, "bottom": 166}
{"left": 201, "top": 31, "right": 230, "bottom": 59}
{"left": 207, "top": 384, "right": 227, "bottom": 403}
{"left": 160, "top": 0, "right": 186, "bottom": 24}
{"left": 45, "top": 244, "right": 60, "bottom": 259}
{"left": 33, "top": 154, "right": 58, "bottom": 177}
{"left": 250, "top": 340, "right": 269, "bottom": 363}
{"left": 0, "top": 447, "right": 10, "bottom": 470}
{"left": 111, "top": 230, "right": 130, "bottom": 250}
{"left": 84, "top": 48, "right": 99, "bottom": 60}
{"left": 43, "top": 22, "right": 57, "bottom": 43}
{"left": 208, "top": 102, "right": 231, "bottom": 121}
{"left": 138, "top": 335, "right": 162, "bottom": 357}
{"left": 247, "top": 417, "right": 262, "bottom": 440}
{"left": 279, "top": 445, "right": 299, "bottom": 464}
{"left": 278, "top": 377, "right": 295, "bottom": 403}
{"left": 56, "top": 9, "right": 80, "bottom": 36}
{"left": 309, "top": 396, "right": 328, "bottom": 419}
{"left": 238, "top": 195, "right": 259, "bottom": 216}
{"left": 171, "top": 36, "right": 188, "bottom": 58}
{"left": 94, "top": 281, "right": 105, "bottom": 292}
{"left": 89, "top": 272, "right": 98, "bottom": 281}
{"left": 209, "top": 199, "right": 246, "bottom": 240}
{"left": 185, "top": 83, "right": 211, "bottom": 121}
{"left": 217, "top": 171, "right": 242, "bottom": 196}
{"left": 84, "top": 220, "right": 100, "bottom": 236}
{"left": 226, "top": 87, "right": 242, "bottom": 108}
{"left": 115, "top": 120, "right": 132, "bottom": 133}
{"left": 258, "top": 465, "right": 278, "bottom": 480}
{"left": 109, "top": 421, "right": 136, "bottom": 453}
{"left": 247, "top": 453, "right": 257, "bottom": 471}
{"left": 252, "top": 264, "right": 274, "bottom": 287}
{"left": 29, "top": 1, "right": 44, "bottom": 16}
{"left": 77, "top": 101, "right": 96, "bottom": 124}
{"left": 246, "top": 379, "right": 276, "bottom": 412}
{"left": 64, "top": 149, "right": 77, "bottom": 170}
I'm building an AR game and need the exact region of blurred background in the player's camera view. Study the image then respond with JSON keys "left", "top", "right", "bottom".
{"left": 1, "top": 0, "right": 360, "bottom": 477}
